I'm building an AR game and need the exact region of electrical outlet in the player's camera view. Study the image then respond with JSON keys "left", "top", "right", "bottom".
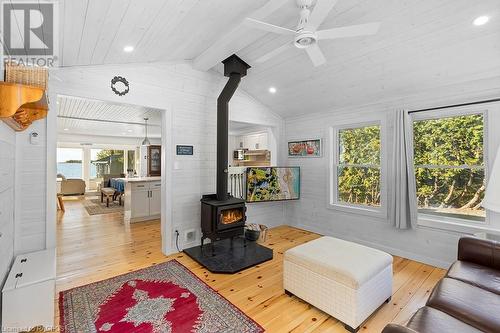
{"left": 185, "top": 229, "right": 196, "bottom": 242}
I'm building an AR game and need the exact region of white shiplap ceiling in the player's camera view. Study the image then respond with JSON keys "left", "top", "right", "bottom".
{"left": 5, "top": 0, "right": 500, "bottom": 117}
{"left": 57, "top": 95, "right": 162, "bottom": 138}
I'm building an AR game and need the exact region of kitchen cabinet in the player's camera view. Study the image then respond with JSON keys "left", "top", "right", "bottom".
{"left": 124, "top": 178, "right": 162, "bottom": 223}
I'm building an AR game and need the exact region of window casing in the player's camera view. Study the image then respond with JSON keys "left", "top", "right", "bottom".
{"left": 408, "top": 109, "right": 487, "bottom": 225}
{"left": 330, "top": 121, "right": 387, "bottom": 217}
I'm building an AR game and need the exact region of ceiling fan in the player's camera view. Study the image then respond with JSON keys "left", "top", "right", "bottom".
{"left": 244, "top": 0, "right": 381, "bottom": 67}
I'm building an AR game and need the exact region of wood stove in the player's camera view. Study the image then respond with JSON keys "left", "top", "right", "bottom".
{"left": 200, "top": 194, "right": 246, "bottom": 249}
{"left": 200, "top": 55, "right": 250, "bottom": 249}
{"left": 184, "top": 54, "right": 273, "bottom": 273}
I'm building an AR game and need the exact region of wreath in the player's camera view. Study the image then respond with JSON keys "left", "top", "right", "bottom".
{"left": 111, "top": 76, "right": 130, "bottom": 96}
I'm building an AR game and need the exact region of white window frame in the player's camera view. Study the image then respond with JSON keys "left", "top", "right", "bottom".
{"left": 407, "top": 107, "right": 489, "bottom": 230}
{"left": 329, "top": 120, "right": 387, "bottom": 218}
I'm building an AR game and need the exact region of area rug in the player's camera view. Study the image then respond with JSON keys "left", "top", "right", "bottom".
{"left": 83, "top": 198, "right": 124, "bottom": 215}
{"left": 59, "top": 260, "right": 264, "bottom": 333}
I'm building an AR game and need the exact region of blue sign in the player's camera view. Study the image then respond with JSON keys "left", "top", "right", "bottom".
{"left": 176, "top": 145, "right": 193, "bottom": 156}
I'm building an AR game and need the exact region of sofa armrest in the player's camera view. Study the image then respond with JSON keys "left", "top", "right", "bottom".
{"left": 382, "top": 324, "right": 419, "bottom": 333}
{"left": 458, "top": 236, "right": 500, "bottom": 269}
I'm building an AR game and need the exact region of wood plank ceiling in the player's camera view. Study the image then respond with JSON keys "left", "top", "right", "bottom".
{"left": 5, "top": 0, "right": 500, "bottom": 117}
{"left": 57, "top": 96, "right": 162, "bottom": 138}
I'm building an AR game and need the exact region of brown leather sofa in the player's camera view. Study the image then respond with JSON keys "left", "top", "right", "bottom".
{"left": 383, "top": 236, "right": 500, "bottom": 333}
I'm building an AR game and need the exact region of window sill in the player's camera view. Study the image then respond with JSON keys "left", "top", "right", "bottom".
{"left": 418, "top": 216, "right": 500, "bottom": 234}
{"left": 328, "top": 203, "right": 387, "bottom": 219}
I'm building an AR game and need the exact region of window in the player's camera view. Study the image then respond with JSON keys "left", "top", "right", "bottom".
{"left": 411, "top": 112, "right": 485, "bottom": 222}
{"left": 57, "top": 148, "right": 83, "bottom": 179}
{"left": 331, "top": 123, "right": 384, "bottom": 215}
{"left": 91, "top": 149, "right": 125, "bottom": 178}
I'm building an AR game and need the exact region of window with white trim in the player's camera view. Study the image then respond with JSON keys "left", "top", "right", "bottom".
{"left": 410, "top": 111, "right": 486, "bottom": 222}
{"left": 331, "top": 123, "right": 385, "bottom": 216}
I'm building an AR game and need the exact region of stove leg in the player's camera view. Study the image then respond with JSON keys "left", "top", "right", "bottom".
{"left": 211, "top": 241, "right": 216, "bottom": 257}
{"left": 243, "top": 237, "right": 247, "bottom": 248}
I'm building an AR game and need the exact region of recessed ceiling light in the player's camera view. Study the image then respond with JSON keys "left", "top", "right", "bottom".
{"left": 127, "top": 129, "right": 133, "bottom": 133}
{"left": 63, "top": 128, "right": 69, "bottom": 131}
{"left": 269, "top": 87, "right": 277, "bottom": 94}
{"left": 473, "top": 16, "right": 489, "bottom": 26}
{"left": 123, "top": 45, "right": 134, "bottom": 53}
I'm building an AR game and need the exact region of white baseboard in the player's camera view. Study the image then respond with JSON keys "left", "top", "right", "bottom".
{"left": 294, "top": 223, "right": 451, "bottom": 269}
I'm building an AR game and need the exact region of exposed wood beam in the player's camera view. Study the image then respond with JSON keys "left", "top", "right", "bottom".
{"left": 193, "top": 0, "right": 289, "bottom": 71}
{"left": 57, "top": 115, "right": 161, "bottom": 127}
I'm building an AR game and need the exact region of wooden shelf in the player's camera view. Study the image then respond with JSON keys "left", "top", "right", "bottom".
{"left": 0, "top": 81, "right": 48, "bottom": 131}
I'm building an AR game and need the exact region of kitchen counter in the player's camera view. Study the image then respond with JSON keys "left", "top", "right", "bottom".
{"left": 123, "top": 177, "right": 162, "bottom": 223}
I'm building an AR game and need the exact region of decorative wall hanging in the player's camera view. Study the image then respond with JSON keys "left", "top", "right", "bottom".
{"left": 288, "top": 139, "right": 322, "bottom": 157}
{"left": 111, "top": 76, "right": 130, "bottom": 96}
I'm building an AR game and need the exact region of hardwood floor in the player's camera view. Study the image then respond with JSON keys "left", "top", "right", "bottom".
{"left": 56, "top": 198, "right": 446, "bottom": 332}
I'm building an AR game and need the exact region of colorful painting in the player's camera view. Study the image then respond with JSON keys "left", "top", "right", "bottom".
{"left": 246, "top": 167, "right": 300, "bottom": 202}
{"left": 288, "top": 139, "right": 321, "bottom": 157}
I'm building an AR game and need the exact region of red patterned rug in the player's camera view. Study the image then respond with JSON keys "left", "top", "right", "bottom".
{"left": 59, "top": 260, "right": 264, "bottom": 333}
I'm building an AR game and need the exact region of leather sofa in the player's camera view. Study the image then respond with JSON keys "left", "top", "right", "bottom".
{"left": 382, "top": 236, "right": 500, "bottom": 333}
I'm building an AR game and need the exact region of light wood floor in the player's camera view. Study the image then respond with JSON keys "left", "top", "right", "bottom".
{"left": 56, "top": 198, "right": 446, "bottom": 333}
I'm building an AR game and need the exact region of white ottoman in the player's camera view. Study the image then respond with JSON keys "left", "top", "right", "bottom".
{"left": 284, "top": 236, "right": 393, "bottom": 332}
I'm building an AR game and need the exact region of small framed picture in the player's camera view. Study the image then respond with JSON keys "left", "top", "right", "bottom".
{"left": 288, "top": 139, "right": 322, "bottom": 157}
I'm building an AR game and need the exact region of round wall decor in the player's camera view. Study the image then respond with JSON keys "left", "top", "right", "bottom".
{"left": 111, "top": 76, "right": 130, "bottom": 96}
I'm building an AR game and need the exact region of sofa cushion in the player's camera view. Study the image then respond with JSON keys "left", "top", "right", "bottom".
{"left": 447, "top": 260, "right": 500, "bottom": 295}
{"left": 284, "top": 236, "right": 392, "bottom": 289}
{"left": 406, "top": 306, "right": 482, "bottom": 333}
{"left": 427, "top": 277, "right": 500, "bottom": 333}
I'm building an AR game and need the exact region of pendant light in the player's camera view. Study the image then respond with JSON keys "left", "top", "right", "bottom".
{"left": 141, "top": 117, "right": 151, "bottom": 146}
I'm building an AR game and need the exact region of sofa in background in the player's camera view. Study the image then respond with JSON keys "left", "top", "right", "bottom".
{"left": 382, "top": 236, "right": 500, "bottom": 333}
{"left": 59, "top": 179, "right": 86, "bottom": 196}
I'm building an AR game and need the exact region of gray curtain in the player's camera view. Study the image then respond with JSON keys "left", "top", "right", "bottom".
{"left": 391, "top": 110, "right": 418, "bottom": 229}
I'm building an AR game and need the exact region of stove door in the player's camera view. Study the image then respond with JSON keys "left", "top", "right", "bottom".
{"left": 217, "top": 204, "right": 246, "bottom": 230}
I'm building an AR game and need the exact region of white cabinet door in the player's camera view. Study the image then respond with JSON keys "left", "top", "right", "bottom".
{"left": 149, "top": 189, "right": 161, "bottom": 216}
{"left": 257, "top": 133, "right": 268, "bottom": 150}
{"left": 131, "top": 190, "right": 150, "bottom": 218}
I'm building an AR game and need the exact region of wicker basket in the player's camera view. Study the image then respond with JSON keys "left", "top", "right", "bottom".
{"left": 5, "top": 62, "right": 48, "bottom": 89}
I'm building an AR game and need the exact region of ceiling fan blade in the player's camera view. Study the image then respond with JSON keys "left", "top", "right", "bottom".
{"left": 317, "top": 22, "right": 381, "bottom": 40}
{"left": 244, "top": 17, "right": 296, "bottom": 35}
{"left": 305, "top": 44, "right": 326, "bottom": 67}
{"left": 256, "top": 42, "right": 294, "bottom": 63}
{"left": 306, "top": 0, "right": 339, "bottom": 30}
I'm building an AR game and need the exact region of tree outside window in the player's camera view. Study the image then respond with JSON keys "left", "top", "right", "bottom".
{"left": 412, "top": 113, "right": 485, "bottom": 221}
{"left": 336, "top": 125, "right": 381, "bottom": 207}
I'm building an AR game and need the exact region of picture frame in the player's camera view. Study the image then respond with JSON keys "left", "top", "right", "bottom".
{"left": 287, "top": 139, "right": 322, "bottom": 157}
{"left": 246, "top": 167, "right": 301, "bottom": 203}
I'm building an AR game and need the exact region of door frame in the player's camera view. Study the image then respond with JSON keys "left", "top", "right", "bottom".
{"left": 46, "top": 93, "right": 174, "bottom": 255}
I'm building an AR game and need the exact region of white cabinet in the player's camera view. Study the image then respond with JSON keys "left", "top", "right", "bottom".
{"left": 150, "top": 188, "right": 162, "bottom": 216}
{"left": 237, "top": 132, "right": 268, "bottom": 150}
{"left": 2, "top": 249, "right": 56, "bottom": 330}
{"left": 125, "top": 180, "right": 161, "bottom": 223}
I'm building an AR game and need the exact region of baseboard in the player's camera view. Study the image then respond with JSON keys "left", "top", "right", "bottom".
{"left": 294, "top": 223, "right": 451, "bottom": 269}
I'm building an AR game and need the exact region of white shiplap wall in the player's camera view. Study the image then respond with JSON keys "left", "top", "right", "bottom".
{"left": 0, "top": 121, "right": 15, "bottom": 289}
{"left": 284, "top": 92, "right": 500, "bottom": 268}
{"left": 14, "top": 121, "right": 48, "bottom": 254}
{"left": 46, "top": 61, "right": 285, "bottom": 252}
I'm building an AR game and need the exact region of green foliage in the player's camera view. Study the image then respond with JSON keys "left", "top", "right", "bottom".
{"left": 336, "top": 115, "right": 485, "bottom": 219}
{"left": 413, "top": 114, "right": 485, "bottom": 218}
{"left": 338, "top": 125, "right": 381, "bottom": 206}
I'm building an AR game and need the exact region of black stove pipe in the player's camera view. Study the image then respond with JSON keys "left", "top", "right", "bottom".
{"left": 216, "top": 55, "right": 250, "bottom": 201}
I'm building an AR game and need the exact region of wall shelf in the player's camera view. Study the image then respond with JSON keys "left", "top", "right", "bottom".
{"left": 0, "top": 64, "right": 49, "bottom": 131}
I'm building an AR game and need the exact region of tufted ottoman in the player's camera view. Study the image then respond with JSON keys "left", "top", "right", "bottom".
{"left": 284, "top": 236, "right": 393, "bottom": 332}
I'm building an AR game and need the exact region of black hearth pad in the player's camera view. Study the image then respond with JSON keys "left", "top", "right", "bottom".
{"left": 183, "top": 238, "right": 273, "bottom": 274}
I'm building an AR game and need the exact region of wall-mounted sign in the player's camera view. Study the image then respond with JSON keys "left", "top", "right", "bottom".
{"left": 176, "top": 145, "right": 193, "bottom": 156}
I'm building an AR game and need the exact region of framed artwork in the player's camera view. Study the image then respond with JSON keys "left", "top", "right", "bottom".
{"left": 246, "top": 167, "right": 300, "bottom": 203}
{"left": 288, "top": 139, "right": 322, "bottom": 157}
{"left": 148, "top": 145, "right": 161, "bottom": 176}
